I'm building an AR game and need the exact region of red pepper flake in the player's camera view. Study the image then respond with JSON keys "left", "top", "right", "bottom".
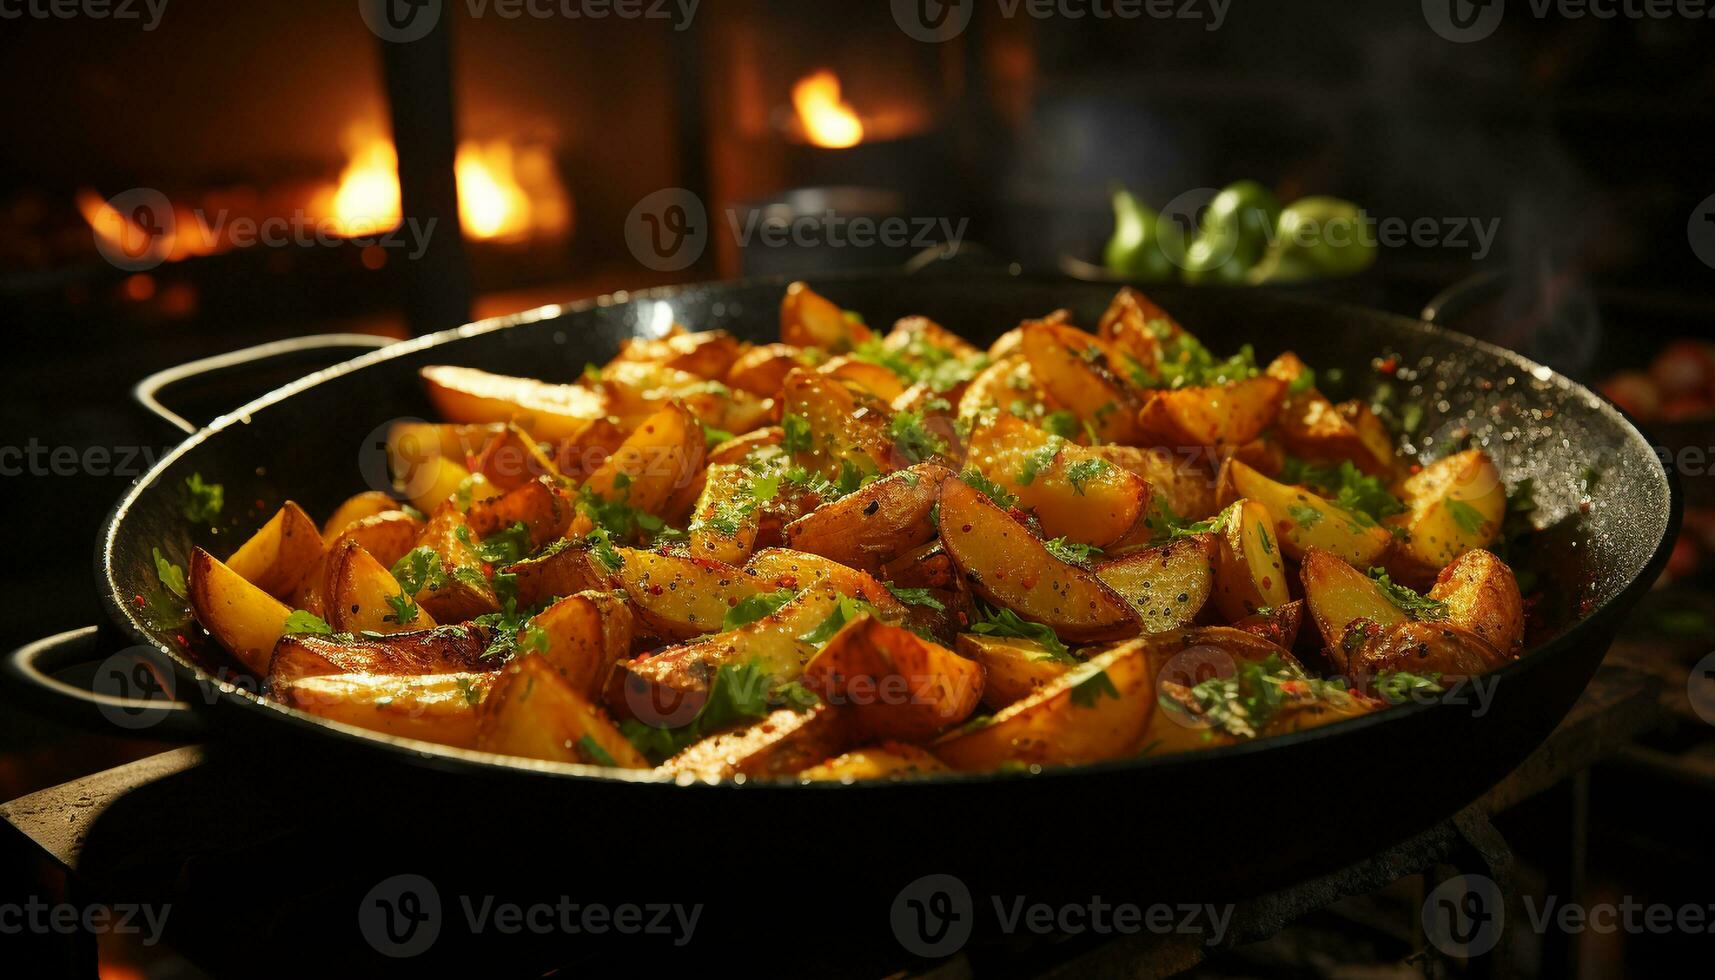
{"left": 174, "top": 634, "right": 187, "bottom": 646}
{"left": 961, "top": 523, "right": 974, "bottom": 533}
{"left": 133, "top": 594, "right": 147, "bottom": 607}
{"left": 649, "top": 584, "right": 664, "bottom": 596}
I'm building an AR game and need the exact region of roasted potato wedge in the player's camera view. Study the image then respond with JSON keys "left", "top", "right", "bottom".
{"left": 781, "top": 369, "right": 913, "bottom": 480}
{"left": 968, "top": 414, "right": 1151, "bottom": 547}
{"left": 1021, "top": 321, "right": 1143, "bottom": 444}
{"left": 659, "top": 704, "right": 852, "bottom": 779}
{"left": 938, "top": 475, "right": 1140, "bottom": 642}
{"left": 1092, "top": 444, "right": 1219, "bottom": 521}
{"left": 1388, "top": 449, "right": 1505, "bottom": 579}
{"left": 577, "top": 400, "right": 705, "bottom": 529}
{"left": 1136, "top": 376, "right": 1286, "bottom": 452}
{"left": 327, "top": 510, "right": 423, "bottom": 572}
{"left": 267, "top": 625, "right": 495, "bottom": 687}
{"left": 727, "top": 343, "right": 806, "bottom": 397}
{"left": 597, "top": 360, "right": 772, "bottom": 434}
{"left": 1349, "top": 621, "right": 1510, "bottom": 679}
{"left": 1096, "top": 287, "right": 1183, "bottom": 368}
{"left": 386, "top": 421, "right": 488, "bottom": 513}
{"left": 476, "top": 653, "right": 648, "bottom": 768}
{"left": 505, "top": 541, "right": 605, "bottom": 609}
{"left": 321, "top": 491, "right": 409, "bottom": 542}
{"left": 273, "top": 671, "right": 494, "bottom": 748}
{"left": 819, "top": 355, "right": 909, "bottom": 402}
{"left": 781, "top": 281, "right": 871, "bottom": 353}
{"left": 471, "top": 422, "right": 564, "bottom": 492}
{"left": 1218, "top": 459, "right": 1392, "bottom": 567}
{"left": 529, "top": 591, "right": 635, "bottom": 701}
{"left": 801, "top": 615, "right": 984, "bottom": 741}
{"left": 781, "top": 463, "right": 949, "bottom": 572}
{"left": 1092, "top": 534, "right": 1217, "bottom": 632}
{"left": 1212, "top": 499, "right": 1291, "bottom": 620}
{"left": 798, "top": 743, "right": 949, "bottom": 781}
{"left": 878, "top": 540, "right": 959, "bottom": 591}
{"left": 745, "top": 548, "right": 909, "bottom": 620}
{"left": 955, "top": 633, "right": 1074, "bottom": 710}
{"left": 325, "top": 540, "right": 437, "bottom": 634}
{"left": 1429, "top": 548, "right": 1524, "bottom": 655}
{"left": 934, "top": 639, "right": 1155, "bottom": 770}
{"left": 188, "top": 547, "right": 294, "bottom": 675}
{"left": 408, "top": 505, "right": 499, "bottom": 623}
{"left": 613, "top": 329, "right": 742, "bottom": 380}
{"left": 1231, "top": 600, "right": 1304, "bottom": 650}
{"left": 224, "top": 501, "right": 325, "bottom": 599}
{"left": 957, "top": 355, "right": 1053, "bottom": 422}
{"left": 1266, "top": 353, "right": 1392, "bottom": 475}
{"left": 602, "top": 546, "right": 769, "bottom": 641}
{"left": 688, "top": 463, "right": 763, "bottom": 565}
{"left": 420, "top": 365, "right": 609, "bottom": 441}
{"left": 1301, "top": 548, "right": 1409, "bottom": 666}
{"left": 466, "top": 475, "right": 575, "bottom": 549}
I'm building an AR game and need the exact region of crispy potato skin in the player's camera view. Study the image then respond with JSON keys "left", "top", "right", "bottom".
{"left": 801, "top": 616, "right": 984, "bottom": 741}
{"left": 506, "top": 544, "right": 605, "bottom": 610}
{"left": 781, "top": 369, "right": 914, "bottom": 479}
{"left": 744, "top": 548, "right": 909, "bottom": 619}
{"left": 267, "top": 626, "right": 496, "bottom": 688}
{"left": 934, "top": 639, "right": 1156, "bottom": 770}
{"left": 274, "top": 671, "right": 494, "bottom": 748}
{"left": 727, "top": 344, "right": 805, "bottom": 397}
{"left": 798, "top": 743, "right": 949, "bottom": 781}
{"left": 189, "top": 547, "right": 294, "bottom": 676}
{"left": 613, "top": 329, "right": 742, "bottom": 380}
{"left": 1219, "top": 459, "right": 1392, "bottom": 567}
{"left": 1093, "top": 534, "right": 1216, "bottom": 632}
{"left": 1429, "top": 548, "right": 1525, "bottom": 655}
{"left": 1230, "top": 600, "right": 1304, "bottom": 650}
{"left": 1022, "top": 321, "right": 1143, "bottom": 444}
{"left": 325, "top": 540, "right": 437, "bottom": 635}
{"left": 1266, "top": 353, "right": 1392, "bottom": 475}
{"left": 1092, "top": 445, "right": 1219, "bottom": 521}
{"left": 938, "top": 476, "right": 1140, "bottom": 642}
{"left": 603, "top": 547, "right": 768, "bottom": 641}
{"left": 1351, "top": 621, "right": 1509, "bottom": 679}
{"left": 1136, "top": 376, "right": 1286, "bottom": 452}
{"left": 531, "top": 591, "right": 635, "bottom": 702}
{"left": 225, "top": 502, "right": 325, "bottom": 599}
{"left": 420, "top": 365, "right": 609, "bottom": 441}
{"left": 328, "top": 511, "right": 422, "bottom": 572}
{"left": 1300, "top": 547, "right": 1408, "bottom": 665}
{"left": 477, "top": 653, "right": 648, "bottom": 768}
{"left": 410, "top": 506, "right": 499, "bottom": 623}
{"left": 322, "top": 491, "right": 409, "bottom": 542}
{"left": 781, "top": 281, "right": 871, "bottom": 353}
{"left": 967, "top": 415, "right": 1151, "bottom": 547}
{"left": 471, "top": 423, "right": 564, "bottom": 492}
{"left": 1212, "top": 500, "right": 1291, "bottom": 621}
{"left": 688, "top": 463, "right": 763, "bottom": 565}
{"left": 467, "top": 476, "right": 575, "bottom": 549}
{"left": 579, "top": 401, "right": 706, "bottom": 521}
{"left": 659, "top": 705, "right": 853, "bottom": 779}
{"left": 957, "top": 355, "right": 1051, "bottom": 421}
{"left": 782, "top": 463, "right": 950, "bottom": 572}
{"left": 1097, "top": 287, "right": 1183, "bottom": 368}
{"left": 956, "top": 634, "right": 1072, "bottom": 710}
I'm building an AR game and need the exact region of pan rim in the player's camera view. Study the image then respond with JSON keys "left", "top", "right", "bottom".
{"left": 95, "top": 268, "right": 1682, "bottom": 788}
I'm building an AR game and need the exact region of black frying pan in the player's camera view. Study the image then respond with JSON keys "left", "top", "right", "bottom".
{"left": 3, "top": 264, "right": 1678, "bottom": 911}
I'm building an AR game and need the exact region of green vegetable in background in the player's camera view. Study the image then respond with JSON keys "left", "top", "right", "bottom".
{"left": 1103, "top": 186, "right": 1173, "bottom": 281}
{"left": 1182, "top": 180, "right": 1281, "bottom": 285}
{"left": 1250, "top": 196, "right": 1377, "bottom": 284}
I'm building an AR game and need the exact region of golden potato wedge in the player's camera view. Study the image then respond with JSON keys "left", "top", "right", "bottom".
{"left": 408, "top": 505, "right": 499, "bottom": 623}
{"left": 727, "top": 343, "right": 806, "bottom": 397}
{"left": 1096, "top": 287, "right": 1183, "bottom": 368}
{"left": 387, "top": 435, "right": 483, "bottom": 515}
{"left": 528, "top": 591, "right": 634, "bottom": 701}
{"left": 1388, "top": 449, "right": 1506, "bottom": 578}
{"left": 967, "top": 414, "right": 1150, "bottom": 547}
{"left": 744, "top": 549, "right": 909, "bottom": 620}
{"left": 188, "top": 547, "right": 293, "bottom": 676}
{"left": 1218, "top": 459, "right": 1392, "bottom": 567}
{"left": 1265, "top": 353, "right": 1391, "bottom": 475}
{"left": 878, "top": 540, "right": 959, "bottom": 591}
{"left": 955, "top": 633, "right": 1074, "bottom": 710}
{"left": 224, "top": 501, "right": 325, "bottom": 599}
{"left": 466, "top": 475, "right": 575, "bottom": 549}
{"left": 819, "top": 355, "right": 910, "bottom": 402}
{"left": 1231, "top": 599, "right": 1304, "bottom": 650}
{"left": 1350, "top": 621, "right": 1510, "bottom": 679}
{"left": 688, "top": 463, "right": 763, "bottom": 565}
{"left": 1337, "top": 400, "right": 1397, "bottom": 476}
{"left": 597, "top": 360, "right": 772, "bottom": 434}
{"left": 781, "top": 369, "right": 912, "bottom": 480}
{"left": 267, "top": 625, "right": 495, "bottom": 687}
{"left": 781, "top": 463, "right": 950, "bottom": 572}
{"left": 1429, "top": 548, "right": 1524, "bottom": 655}
{"left": 1092, "top": 445, "right": 1219, "bottom": 521}
{"left": 505, "top": 541, "right": 605, "bottom": 609}
{"left": 618, "top": 587, "right": 848, "bottom": 721}
{"left": 659, "top": 704, "right": 852, "bottom": 779}
{"left": 603, "top": 546, "right": 769, "bottom": 640}
{"left": 801, "top": 615, "right": 984, "bottom": 741}
{"left": 1301, "top": 547, "right": 1410, "bottom": 664}
{"left": 476, "top": 653, "right": 648, "bottom": 768}
{"left": 273, "top": 671, "right": 494, "bottom": 748}
{"left": 781, "top": 281, "right": 871, "bottom": 353}
{"left": 798, "top": 743, "right": 949, "bottom": 781}
{"left": 1212, "top": 499, "right": 1291, "bottom": 620}
{"left": 321, "top": 490, "right": 407, "bottom": 542}
{"left": 613, "top": 329, "right": 742, "bottom": 380}
{"left": 1021, "top": 320, "right": 1143, "bottom": 444}
{"left": 550, "top": 416, "right": 629, "bottom": 483}
{"left": 1092, "top": 533, "right": 1216, "bottom": 632}
{"left": 324, "top": 540, "right": 436, "bottom": 635}
{"left": 1135, "top": 376, "right": 1286, "bottom": 452}
{"left": 937, "top": 476, "right": 1140, "bottom": 642}
{"left": 420, "top": 365, "right": 609, "bottom": 441}
{"left": 957, "top": 355, "right": 1053, "bottom": 422}
{"left": 887, "top": 315, "right": 983, "bottom": 360}
{"left": 933, "top": 639, "right": 1155, "bottom": 770}
{"left": 471, "top": 422, "right": 564, "bottom": 492}
{"left": 578, "top": 400, "right": 705, "bottom": 528}
{"left": 326, "top": 510, "right": 422, "bottom": 573}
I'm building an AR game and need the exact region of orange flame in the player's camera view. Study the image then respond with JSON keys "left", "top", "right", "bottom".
{"left": 792, "top": 69, "right": 865, "bottom": 149}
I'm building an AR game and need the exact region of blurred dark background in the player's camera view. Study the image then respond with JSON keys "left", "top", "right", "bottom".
{"left": 3, "top": 1, "right": 1715, "bottom": 976}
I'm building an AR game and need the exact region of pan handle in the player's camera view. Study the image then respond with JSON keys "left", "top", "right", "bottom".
{"left": 134, "top": 333, "right": 397, "bottom": 435}
{"left": 2, "top": 627, "right": 206, "bottom": 740}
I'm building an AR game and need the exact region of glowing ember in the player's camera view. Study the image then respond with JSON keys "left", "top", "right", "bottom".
{"left": 792, "top": 69, "right": 865, "bottom": 149}
{"left": 324, "top": 131, "right": 402, "bottom": 237}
